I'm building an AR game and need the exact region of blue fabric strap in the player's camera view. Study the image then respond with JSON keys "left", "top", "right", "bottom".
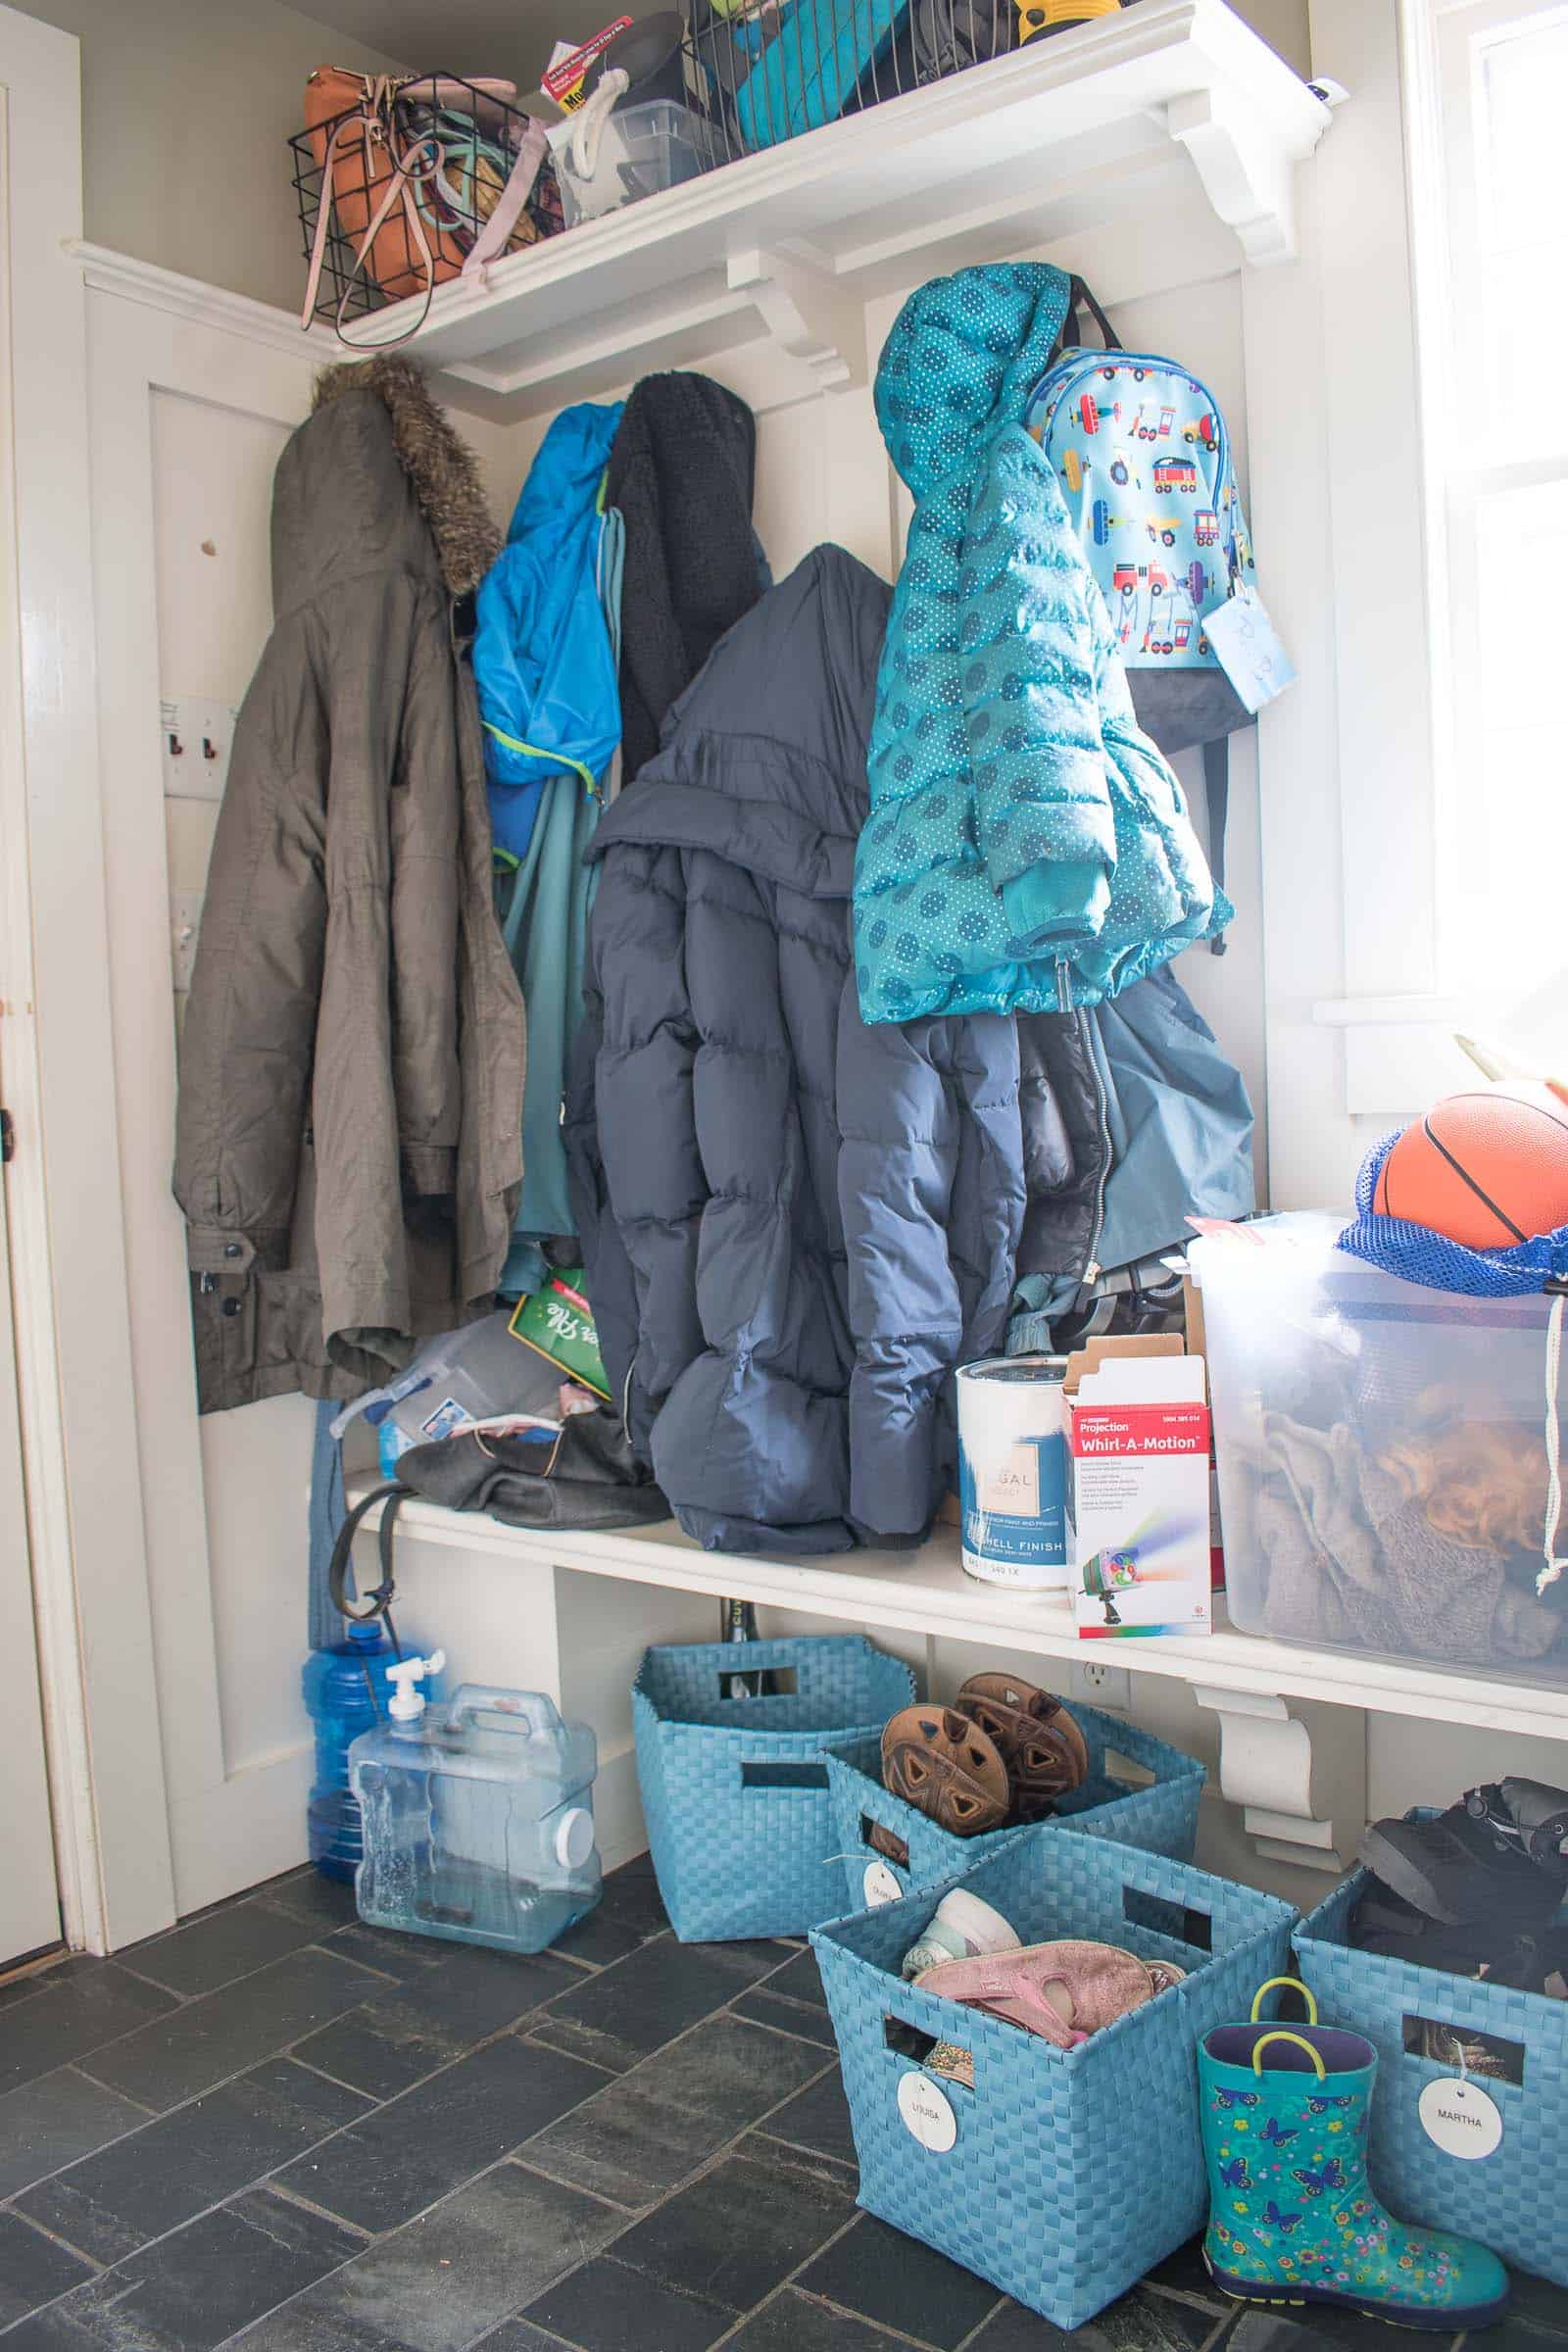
{"left": 308, "top": 1397, "right": 349, "bottom": 1650}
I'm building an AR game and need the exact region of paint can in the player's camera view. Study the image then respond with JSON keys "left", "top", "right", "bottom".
{"left": 956, "top": 1355, "right": 1070, "bottom": 1588}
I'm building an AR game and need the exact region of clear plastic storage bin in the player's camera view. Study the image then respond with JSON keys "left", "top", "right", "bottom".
{"left": 556, "top": 100, "right": 724, "bottom": 225}
{"left": 1192, "top": 1215, "right": 1568, "bottom": 1677}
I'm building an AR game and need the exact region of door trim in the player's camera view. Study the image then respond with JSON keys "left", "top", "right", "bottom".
{"left": 0, "top": 6, "right": 174, "bottom": 1951}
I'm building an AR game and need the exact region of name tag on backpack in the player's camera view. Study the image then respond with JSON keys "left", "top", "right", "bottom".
{"left": 1204, "top": 588, "right": 1296, "bottom": 713}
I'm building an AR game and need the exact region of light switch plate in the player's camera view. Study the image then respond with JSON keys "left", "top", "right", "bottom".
{"left": 171, "top": 891, "right": 204, "bottom": 991}
{"left": 161, "top": 696, "right": 238, "bottom": 803}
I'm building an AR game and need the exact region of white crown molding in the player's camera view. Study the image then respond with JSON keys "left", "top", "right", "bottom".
{"left": 67, "top": 242, "right": 341, "bottom": 366}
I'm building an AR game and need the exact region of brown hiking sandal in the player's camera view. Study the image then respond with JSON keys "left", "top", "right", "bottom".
{"left": 956, "top": 1675, "right": 1090, "bottom": 1811}
{"left": 880, "top": 1705, "right": 1011, "bottom": 1837}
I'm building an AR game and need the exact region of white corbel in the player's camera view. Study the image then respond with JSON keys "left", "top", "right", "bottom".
{"left": 1193, "top": 1687, "right": 1366, "bottom": 1874}
{"left": 1165, "top": 88, "right": 1299, "bottom": 268}
{"left": 726, "top": 247, "right": 868, "bottom": 392}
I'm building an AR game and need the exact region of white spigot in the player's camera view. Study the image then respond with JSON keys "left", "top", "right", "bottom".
{"left": 385, "top": 1649, "right": 446, "bottom": 1724}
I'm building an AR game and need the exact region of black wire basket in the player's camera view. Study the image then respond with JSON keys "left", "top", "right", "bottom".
{"left": 291, "top": 71, "right": 565, "bottom": 336}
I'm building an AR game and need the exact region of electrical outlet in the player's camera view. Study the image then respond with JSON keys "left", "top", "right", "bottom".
{"left": 1073, "top": 1659, "right": 1131, "bottom": 1711}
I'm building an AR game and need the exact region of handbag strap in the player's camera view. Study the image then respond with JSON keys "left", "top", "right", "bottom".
{"left": 301, "top": 87, "right": 442, "bottom": 347}
{"left": 463, "top": 114, "right": 550, "bottom": 274}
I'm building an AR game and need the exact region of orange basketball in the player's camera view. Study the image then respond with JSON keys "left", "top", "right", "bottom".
{"left": 1374, "top": 1079, "right": 1568, "bottom": 1249}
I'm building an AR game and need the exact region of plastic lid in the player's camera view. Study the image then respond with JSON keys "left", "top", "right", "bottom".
{"left": 554, "top": 1807, "right": 595, "bottom": 1871}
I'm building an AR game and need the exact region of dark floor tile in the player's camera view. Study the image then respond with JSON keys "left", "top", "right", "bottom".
{"left": 119, "top": 1898, "right": 339, "bottom": 2000}
{"left": 2, "top": 2187, "right": 361, "bottom": 2352}
{"left": 723, "top": 2288, "right": 913, "bottom": 2350}
{"left": 728, "top": 1987, "right": 838, "bottom": 2049}
{"left": 16, "top": 2058, "right": 371, "bottom": 2265}
{"left": 273, "top": 2034, "right": 607, "bottom": 2235}
{"left": 1250, "top": 2295, "right": 1462, "bottom": 2349}
{"left": 966, "top": 2283, "right": 1219, "bottom": 2350}
{"left": 1145, "top": 2235, "right": 1227, "bottom": 2309}
{"left": 315, "top": 1926, "right": 440, "bottom": 1985}
{"left": 593, "top": 1854, "right": 669, "bottom": 1943}
{"left": 522, "top": 2254, "right": 731, "bottom": 2352}
{"left": 476, "top": 2326, "right": 583, "bottom": 2352}
{"left": 757, "top": 1948, "right": 827, "bottom": 2009}
{"left": 0, "top": 1966, "right": 179, "bottom": 2099}
{"left": 290, "top": 1945, "right": 579, "bottom": 2100}
{"left": 78, "top": 1947, "right": 387, "bottom": 2114}
{"left": 523, "top": 2013, "right": 827, "bottom": 2211}
{"left": 0, "top": 2070, "right": 150, "bottom": 2201}
{"left": 260, "top": 1873, "right": 362, "bottom": 1936}
{"left": 282, "top": 2162, "right": 625, "bottom": 2352}
{"left": 1225, "top": 2316, "right": 1412, "bottom": 2352}
{"left": 551, "top": 1903, "right": 648, "bottom": 1969}
{"left": 612, "top": 2144, "right": 854, "bottom": 2313}
{"left": 1464, "top": 2326, "right": 1562, "bottom": 2350}
{"left": 530, "top": 1935, "right": 783, "bottom": 2075}
{"left": 795, "top": 2214, "right": 1001, "bottom": 2350}
{"left": 0, "top": 2210, "right": 96, "bottom": 2328}
{"left": 1499, "top": 2275, "right": 1568, "bottom": 2338}
{"left": 756, "top": 2066, "right": 858, "bottom": 2169}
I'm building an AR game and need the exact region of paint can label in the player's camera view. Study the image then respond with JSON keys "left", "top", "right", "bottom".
{"left": 957, "top": 1357, "right": 1069, "bottom": 1588}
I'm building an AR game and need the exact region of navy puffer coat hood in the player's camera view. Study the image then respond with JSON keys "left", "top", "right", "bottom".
{"left": 565, "top": 545, "right": 1026, "bottom": 1555}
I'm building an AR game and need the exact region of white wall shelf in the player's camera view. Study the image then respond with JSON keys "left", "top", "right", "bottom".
{"left": 349, "top": 1483, "right": 1568, "bottom": 1748}
{"left": 74, "top": 0, "right": 1328, "bottom": 418}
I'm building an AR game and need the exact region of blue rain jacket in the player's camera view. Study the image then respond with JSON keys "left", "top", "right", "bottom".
{"left": 854, "top": 263, "right": 1229, "bottom": 1025}
{"left": 472, "top": 402, "right": 623, "bottom": 863}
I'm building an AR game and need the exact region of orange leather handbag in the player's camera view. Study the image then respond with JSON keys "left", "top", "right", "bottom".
{"left": 302, "top": 69, "right": 549, "bottom": 344}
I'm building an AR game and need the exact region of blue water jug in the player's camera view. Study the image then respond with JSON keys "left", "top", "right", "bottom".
{"left": 349, "top": 1657, "right": 601, "bottom": 1952}
{"left": 302, "top": 1626, "right": 444, "bottom": 1883}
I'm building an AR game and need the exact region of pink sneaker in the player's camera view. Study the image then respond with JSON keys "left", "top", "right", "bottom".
{"left": 915, "top": 1938, "right": 1183, "bottom": 2047}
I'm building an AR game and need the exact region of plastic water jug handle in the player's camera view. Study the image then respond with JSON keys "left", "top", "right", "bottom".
{"left": 446, "top": 1686, "right": 562, "bottom": 1740}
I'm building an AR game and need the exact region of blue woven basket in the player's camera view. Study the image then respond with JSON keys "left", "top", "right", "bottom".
{"left": 824, "top": 1701, "right": 1205, "bottom": 1910}
{"left": 633, "top": 1636, "right": 916, "bottom": 1942}
{"left": 811, "top": 1833, "right": 1295, "bottom": 2329}
{"left": 1297, "top": 1858, "right": 1568, "bottom": 2287}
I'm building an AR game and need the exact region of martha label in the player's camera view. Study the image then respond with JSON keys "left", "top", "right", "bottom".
{"left": 1418, "top": 2076, "right": 1502, "bottom": 2161}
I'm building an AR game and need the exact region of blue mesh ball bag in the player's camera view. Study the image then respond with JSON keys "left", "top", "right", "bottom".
{"left": 811, "top": 1832, "right": 1295, "bottom": 2329}
{"left": 632, "top": 1636, "right": 916, "bottom": 1941}
{"left": 823, "top": 1699, "right": 1205, "bottom": 1912}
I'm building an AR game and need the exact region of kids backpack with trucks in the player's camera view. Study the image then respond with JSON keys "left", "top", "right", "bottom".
{"left": 1025, "top": 280, "right": 1277, "bottom": 954}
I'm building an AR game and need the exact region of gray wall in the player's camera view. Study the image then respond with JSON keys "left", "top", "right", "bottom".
{"left": 21, "top": 0, "right": 405, "bottom": 312}
{"left": 23, "top": 0, "right": 1312, "bottom": 314}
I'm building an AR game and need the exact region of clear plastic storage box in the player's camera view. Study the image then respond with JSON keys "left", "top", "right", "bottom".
{"left": 1192, "top": 1215, "right": 1568, "bottom": 1678}
{"left": 556, "top": 100, "right": 724, "bottom": 225}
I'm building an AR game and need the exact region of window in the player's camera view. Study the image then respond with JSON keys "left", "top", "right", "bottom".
{"left": 1426, "top": 0, "right": 1568, "bottom": 1043}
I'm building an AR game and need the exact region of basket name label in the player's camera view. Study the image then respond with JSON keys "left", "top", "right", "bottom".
{"left": 897, "top": 2067, "right": 958, "bottom": 2153}
{"left": 1418, "top": 2076, "right": 1503, "bottom": 2161}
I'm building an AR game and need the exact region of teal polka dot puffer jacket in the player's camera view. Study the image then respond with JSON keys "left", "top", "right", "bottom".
{"left": 854, "top": 263, "right": 1231, "bottom": 1024}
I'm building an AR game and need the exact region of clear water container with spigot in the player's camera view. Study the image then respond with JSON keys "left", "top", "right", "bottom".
{"left": 349, "top": 1655, "right": 601, "bottom": 1953}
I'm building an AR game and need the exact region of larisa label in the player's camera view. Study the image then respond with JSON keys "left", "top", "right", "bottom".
{"left": 1418, "top": 2076, "right": 1502, "bottom": 2161}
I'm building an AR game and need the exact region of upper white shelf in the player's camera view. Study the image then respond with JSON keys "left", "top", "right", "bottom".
{"left": 352, "top": 1482, "right": 1568, "bottom": 1747}
{"left": 398, "top": 0, "right": 1328, "bottom": 402}
{"left": 66, "top": 0, "right": 1315, "bottom": 416}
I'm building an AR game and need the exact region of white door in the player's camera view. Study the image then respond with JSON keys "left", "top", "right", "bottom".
{"left": 0, "top": 1118, "right": 61, "bottom": 1966}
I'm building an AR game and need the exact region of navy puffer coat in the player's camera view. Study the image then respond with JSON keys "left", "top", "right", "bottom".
{"left": 565, "top": 545, "right": 1025, "bottom": 1555}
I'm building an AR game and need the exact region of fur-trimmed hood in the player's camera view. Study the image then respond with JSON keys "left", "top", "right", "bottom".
{"left": 270, "top": 354, "right": 500, "bottom": 613}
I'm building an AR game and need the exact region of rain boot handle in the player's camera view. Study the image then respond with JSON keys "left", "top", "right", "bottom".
{"left": 1251, "top": 2031, "right": 1327, "bottom": 2080}
{"left": 1250, "top": 1976, "right": 1318, "bottom": 2026}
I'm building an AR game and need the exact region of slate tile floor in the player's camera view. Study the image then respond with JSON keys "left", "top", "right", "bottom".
{"left": 0, "top": 1860, "right": 1562, "bottom": 2352}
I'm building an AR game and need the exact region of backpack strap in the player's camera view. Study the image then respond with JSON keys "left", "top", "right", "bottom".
{"left": 1056, "top": 273, "right": 1118, "bottom": 354}
{"left": 1202, "top": 735, "right": 1229, "bottom": 958}
{"left": 327, "top": 1481, "right": 407, "bottom": 1622}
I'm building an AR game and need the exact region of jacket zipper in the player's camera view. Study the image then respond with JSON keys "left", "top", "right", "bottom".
{"left": 1078, "top": 1001, "right": 1112, "bottom": 1291}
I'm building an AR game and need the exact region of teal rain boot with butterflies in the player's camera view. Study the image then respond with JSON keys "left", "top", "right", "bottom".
{"left": 1197, "top": 1980, "right": 1508, "bottom": 2332}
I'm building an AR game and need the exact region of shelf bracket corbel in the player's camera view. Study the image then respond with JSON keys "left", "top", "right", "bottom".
{"left": 1165, "top": 88, "right": 1298, "bottom": 268}
{"left": 1192, "top": 1686, "right": 1366, "bottom": 1875}
{"left": 726, "top": 246, "right": 867, "bottom": 392}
